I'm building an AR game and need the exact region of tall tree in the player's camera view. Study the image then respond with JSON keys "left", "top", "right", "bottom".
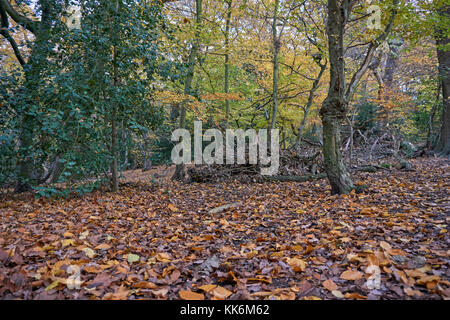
{"left": 321, "top": 0, "right": 399, "bottom": 194}
{"left": 434, "top": 2, "right": 450, "bottom": 156}
{"left": 0, "top": 0, "right": 54, "bottom": 192}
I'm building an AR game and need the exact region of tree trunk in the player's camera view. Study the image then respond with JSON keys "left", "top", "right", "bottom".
{"left": 427, "top": 81, "right": 441, "bottom": 149}
{"left": 224, "top": 0, "right": 232, "bottom": 126}
{"left": 435, "top": 4, "right": 450, "bottom": 156}
{"left": 269, "top": 0, "right": 280, "bottom": 131}
{"left": 320, "top": 0, "right": 354, "bottom": 194}
{"left": 110, "top": 0, "right": 120, "bottom": 192}
{"left": 294, "top": 59, "right": 326, "bottom": 148}
{"left": 142, "top": 132, "right": 152, "bottom": 171}
{"left": 172, "top": 0, "right": 202, "bottom": 180}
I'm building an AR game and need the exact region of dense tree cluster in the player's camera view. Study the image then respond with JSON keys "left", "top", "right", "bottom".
{"left": 0, "top": 0, "right": 449, "bottom": 196}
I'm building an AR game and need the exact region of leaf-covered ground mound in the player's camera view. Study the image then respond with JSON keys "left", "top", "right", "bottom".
{"left": 0, "top": 158, "right": 449, "bottom": 300}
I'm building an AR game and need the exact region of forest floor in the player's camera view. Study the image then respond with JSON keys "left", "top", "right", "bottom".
{"left": 0, "top": 157, "right": 449, "bottom": 300}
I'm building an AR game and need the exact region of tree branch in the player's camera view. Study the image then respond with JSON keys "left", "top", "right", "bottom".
{"left": 0, "top": 3, "right": 25, "bottom": 66}
{"left": 0, "top": 0, "right": 38, "bottom": 34}
{"left": 345, "top": 0, "right": 399, "bottom": 102}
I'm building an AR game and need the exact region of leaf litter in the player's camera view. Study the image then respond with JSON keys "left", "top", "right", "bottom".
{"left": 0, "top": 158, "right": 449, "bottom": 300}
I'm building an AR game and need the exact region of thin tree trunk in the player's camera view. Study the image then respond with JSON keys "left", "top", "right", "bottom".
{"left": 294, "top": 60, "right": 326, "bottom": 148}
{"left": 110, "top": 0, "right": 120, "bottom": 191}
{"left": 142, "top": 132, "right": 152, "bottom": 171}
{"left": 173, "top": 0, "right": 202, "bottom": 180}
{"left": 427, "top": 81, "right": 441, "bottom": 149}
{"left": 224, "top": 0, "right": 232, "bottom": 126}
{"left": 269, "top": 0, "right": 280, "bottom": 131}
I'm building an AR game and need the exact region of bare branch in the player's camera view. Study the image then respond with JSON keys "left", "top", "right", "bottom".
{"left": 345, "top": 0, "right": 399, "bottom": 102}
{"left": 0, "top": 0, "right": 38, "bottom": 34}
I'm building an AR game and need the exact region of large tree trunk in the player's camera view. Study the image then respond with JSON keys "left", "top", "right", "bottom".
{"left": 320, "top": 0, "right": 354, "bottom": 194}
{"left": 435, "top": 5, "right": 450, "bottom": 156}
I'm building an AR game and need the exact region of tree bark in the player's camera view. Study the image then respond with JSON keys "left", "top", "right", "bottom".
{"left": 434, "top": 4, "right": 450, "bottom": 156}
{"left": 320, "top": 0, "right": 354, "bottom": 195}
{"left": 427, "top": 81, "right": 441, "bottom": 149}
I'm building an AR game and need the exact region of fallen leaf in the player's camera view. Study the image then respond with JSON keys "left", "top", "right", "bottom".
{"left": 287, "top": 257, "right": 307, "bottom": 272}
{"left": 340, "top": 270, "right": 363, "bottom": 281}
{"left": 82, "top": 247, "right": 96, "bottom": 258}
{"left": 127, "top": 253, "right": 140, "bottom": 264}
{"left": 179, "top": 290, "right": 204, "bottom": 300}
{"left": 322, "top": 279, "right": 338, "bottom": 291}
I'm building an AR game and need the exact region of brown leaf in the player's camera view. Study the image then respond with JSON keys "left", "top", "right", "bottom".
{"left": 322, "top": 279, "right": 338, "bottom": 291}
{"left": 133, "top": 281, "right": 158, "bottom": 289}
{"left": 179, "top": 290, "right": 204, "bottom": 300}
{"left": 340, "top": 270, "right": 363, "bottom": 281}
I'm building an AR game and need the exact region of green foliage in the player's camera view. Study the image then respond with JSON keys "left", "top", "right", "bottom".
{"left": 0, "top": 0, "right": 183, "bottom": 196}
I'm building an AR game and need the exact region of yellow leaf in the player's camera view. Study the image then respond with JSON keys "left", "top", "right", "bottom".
{"left": 45, "top": 280, "right": 59, "bottom": 291}
{"left": 62, "top": 239, "right": 75, "bottom": 247}
{"left": 287, "top": 257, "right": 307, "bottom": 272}
{"left": 156, "top": 252, "right": 171, "bottom": 262}
{"left": 303, "top": 296, "right": 322, "bottom": 300}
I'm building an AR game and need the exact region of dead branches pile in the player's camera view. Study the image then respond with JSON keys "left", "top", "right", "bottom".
{"left": 188, "top": 148, "right": 323, "bottom": 183}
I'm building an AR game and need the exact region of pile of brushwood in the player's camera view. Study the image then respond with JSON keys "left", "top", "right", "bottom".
{"left": 188, "top": 146, "right": 324, "bottom": 183}
{"left": 187, "top": 132, "right": 418, "bottom": 183}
